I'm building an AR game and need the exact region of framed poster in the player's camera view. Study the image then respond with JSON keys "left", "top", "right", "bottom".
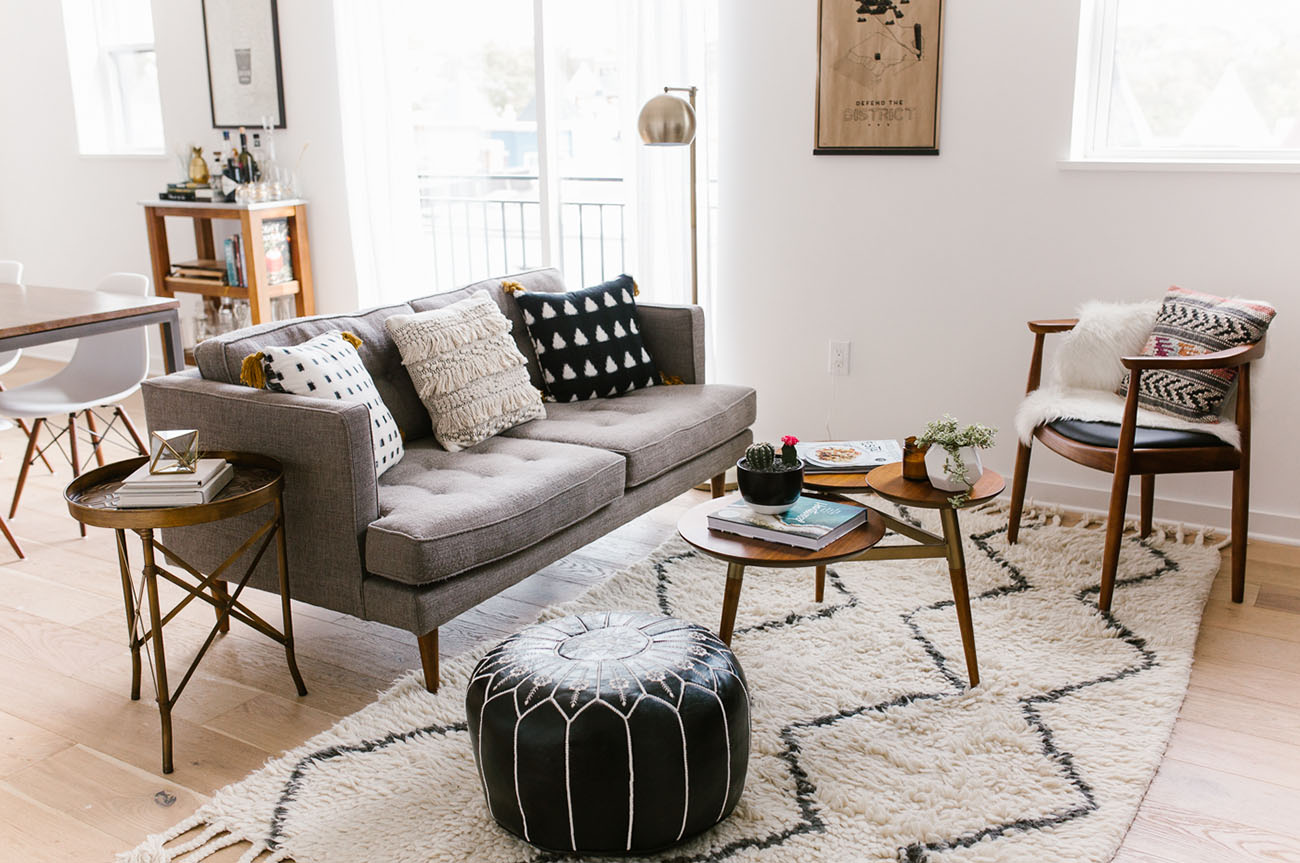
{"left": 202, "top": 0, "right": 286, "bottom": 129}
{"left": 815, "top": 0, "right": 944, "bottom": 155}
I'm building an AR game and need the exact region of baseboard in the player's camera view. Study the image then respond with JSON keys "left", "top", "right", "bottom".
{"left": 1019, "top": 478, "right": 1300, "bottom": 546}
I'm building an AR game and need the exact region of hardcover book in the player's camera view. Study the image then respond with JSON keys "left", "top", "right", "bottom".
{"left": 707, "top": 496, "right": 867, "bottom": 550}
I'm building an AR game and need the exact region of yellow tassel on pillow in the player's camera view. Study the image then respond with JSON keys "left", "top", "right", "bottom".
{"left": 660, "top": 372, "right": 685, "bottom": 386}
{"left": 501, "top": 280, "right": 524, "bottom": 294}
{"left": 240, "top": 352, "right": 267, "bottom": 389}
{"left": 632, "top": 279, "right": 640, "bottom": 297}
{"left": 340, "top": 331, "right": 363, "bottom": 350}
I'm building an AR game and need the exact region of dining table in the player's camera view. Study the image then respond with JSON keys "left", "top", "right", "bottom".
{"left": 0, "top": 283, "right": 184, "bottom": 373}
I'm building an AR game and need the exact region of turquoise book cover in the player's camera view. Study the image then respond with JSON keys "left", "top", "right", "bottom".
{"left": 711, "top": 497, "right": 862, "bottom": 540}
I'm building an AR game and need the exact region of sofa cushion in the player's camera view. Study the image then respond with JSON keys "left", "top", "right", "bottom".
{"left": 409, "top": 268, "right": 567, "bottom": 392}
{"left": 500, "top": 384, "right": 757, "bottom": 487}
{"left": 366, "top": 436, "right": 625, "bottom": 585}
{"left": 194, "top": 304, "right": 430, "bottom": 441}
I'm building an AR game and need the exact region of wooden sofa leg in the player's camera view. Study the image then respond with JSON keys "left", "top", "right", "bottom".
{"left": 1139, "top": 475, "right": 1154, "bottom": 538}
{"left": 1007, "top": 440, "right": 1032, "bottom": 543}
{"left": 418, "top": 629, "right": 439, "bottom": 693}
{"left": 710, "top": 472, "right": 726, "bottom": 499}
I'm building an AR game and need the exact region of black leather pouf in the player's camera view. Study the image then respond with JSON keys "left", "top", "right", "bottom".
{"left": 466, "top": 611, "right": 750, "bottom": 855}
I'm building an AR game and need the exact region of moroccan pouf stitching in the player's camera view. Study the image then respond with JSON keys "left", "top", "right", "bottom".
{"left": 466, "top": 610, "right": 751, "bottom": 855}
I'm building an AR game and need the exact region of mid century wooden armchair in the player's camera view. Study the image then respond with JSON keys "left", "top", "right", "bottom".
{"left": 1008, "top": 317, "right": 1264, "bottom": 612}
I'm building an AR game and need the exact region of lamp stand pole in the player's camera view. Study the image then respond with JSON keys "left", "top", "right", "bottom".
{"left": 663, "top": 86, "right": 699, "bottom": 305}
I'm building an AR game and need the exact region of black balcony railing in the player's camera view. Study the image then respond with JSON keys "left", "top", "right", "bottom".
{"left": 417, "top": 174, "right": 627, "bottom": 289}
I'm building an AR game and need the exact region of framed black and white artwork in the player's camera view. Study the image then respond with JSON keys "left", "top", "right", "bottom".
{"left": 202, "top": 0, "right": 286, "bottom": 129}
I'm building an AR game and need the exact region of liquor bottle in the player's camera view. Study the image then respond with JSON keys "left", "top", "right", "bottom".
{"left": 237, "top": 127, "right": 259, "bottom": 182}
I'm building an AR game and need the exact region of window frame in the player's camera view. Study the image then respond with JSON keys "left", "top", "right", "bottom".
{"left": 1069, "top": 0, "right": 1300, "bottom": 166}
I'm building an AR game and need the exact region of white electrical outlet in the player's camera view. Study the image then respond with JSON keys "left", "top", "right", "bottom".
{"left": 828, "top": 340, "right": 851, "bottom": 375}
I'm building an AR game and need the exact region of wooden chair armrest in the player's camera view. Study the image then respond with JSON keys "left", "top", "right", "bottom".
{"left": 1028, "top": 319, "right": 1078, "bottom": 334}
{"left": 1121, "top": 339, "right": 1265, "bottom": 371}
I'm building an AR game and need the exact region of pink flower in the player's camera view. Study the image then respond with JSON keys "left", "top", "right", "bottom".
{"left": 781, "top": 435, "right": 799, "bottom": 447}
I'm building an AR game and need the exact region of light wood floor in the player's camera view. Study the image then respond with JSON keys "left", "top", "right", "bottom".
{"left": 0, "top": 357, "right": 1296, "bottom": 862}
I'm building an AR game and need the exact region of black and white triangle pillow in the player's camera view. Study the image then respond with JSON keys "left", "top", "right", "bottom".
{"left": 513, "top": 274, "right": 661, "bottom": 403}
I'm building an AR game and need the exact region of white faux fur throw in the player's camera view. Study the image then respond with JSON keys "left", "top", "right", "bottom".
{"left": 1014, "top": 300, "right": 1240, "bottom": 448}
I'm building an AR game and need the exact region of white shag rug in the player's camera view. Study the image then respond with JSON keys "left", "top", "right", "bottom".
{"left": 122, "top": 503, "right": 1222, "bottom": 863}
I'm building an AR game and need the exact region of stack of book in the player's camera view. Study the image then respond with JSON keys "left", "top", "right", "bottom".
{"left": 112, "top": 459, "right": 234, "bottom": 508}
{"left": 707, "top": 497, "right": 867, "bottom": 550}
{"left": 168, "top": 258, "right": 226, "bottom": 290}
{"left": 159, "top": 181, "right": 214, "bottom": 203}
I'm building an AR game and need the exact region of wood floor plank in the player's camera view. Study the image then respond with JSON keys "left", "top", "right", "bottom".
{"left": 1257, "top": 581, "right": 1300, "bottom": 615}
{"left": 7, "top": 745, "right": 207, "bottom": 844}
{"left": 1188, "top": 657, "right": 1300, "bottom": 710}
{"left": 0, "top": 785, "right": 126, "bottom": 861}
{"left": 1124, "top": 802, "right": 1300, "bottom": 863}
{"left": 0, "top": 711, "right": 74, "bottom": 779}
{"left": 1201, "top": 599, "right": 1300, "bottom": 643}
{"left": 203, "top": 692, "right": 340, "bottom": 753}
{"left": 1193, "top": 625, "right": 1300, "bottom": 673}
{"left": 1163, "top": 718, "right": 1300, "bottom": 791}
{"left": 1140, "top": 755, "right": 1300, "bottom": 837}
{"left": 0, "top": 566, "right": 120, "bottom": 627}
{"left": 1179, "top": 687, "right": 1300, "bottom": 745}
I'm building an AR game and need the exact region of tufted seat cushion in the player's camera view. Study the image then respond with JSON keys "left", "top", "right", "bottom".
{"left": 366, "top": 436, "right": 625, "bottom": 585}
{"left": 1047, "top": 419, "right": 1230, "bottom": 449}
{"left": 500, "top": 384, "right": 757, "bottom": 487}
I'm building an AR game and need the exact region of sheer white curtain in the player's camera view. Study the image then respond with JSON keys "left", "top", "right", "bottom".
{"left": 332, "top": 0, "right": 428, "bottom": 308}
{"left": 332, "top": 0, "right": 717, "bottom": 323}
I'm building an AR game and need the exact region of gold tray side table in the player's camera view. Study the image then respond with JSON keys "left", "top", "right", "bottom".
{"left": 65, "top": 450, "right": 307, "bottom": 774}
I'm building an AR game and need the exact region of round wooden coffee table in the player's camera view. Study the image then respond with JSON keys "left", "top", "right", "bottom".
{"left": 678, "top": 495, "right": 887, "bottom": 644}
{"left": 65, "top": 450, "right": 307, "bottom": 774}
{"left": 681, "top": 464, "right": 1005, "bottom": 688}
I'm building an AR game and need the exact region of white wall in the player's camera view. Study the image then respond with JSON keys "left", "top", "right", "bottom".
{"left": 0, "top": 0, "right": 358, "bottom": 364}
{"left": 716, "top": 0, "right": 1298, "bottom": 541}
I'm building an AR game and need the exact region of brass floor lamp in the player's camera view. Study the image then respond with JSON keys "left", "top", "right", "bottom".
{"left": 637, "top": 86, "right": 699, "bottom": 305}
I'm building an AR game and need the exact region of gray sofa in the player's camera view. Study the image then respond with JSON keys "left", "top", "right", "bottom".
{"left": 140, "top": 268, "right": 756, "bottom": 690}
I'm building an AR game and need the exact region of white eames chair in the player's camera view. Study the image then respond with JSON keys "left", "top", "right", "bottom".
{"left": 0, "top": 260, "right": 54, "bottom": 475}
{"left": 0, "top": 273, "right": 152, "bottom": 536}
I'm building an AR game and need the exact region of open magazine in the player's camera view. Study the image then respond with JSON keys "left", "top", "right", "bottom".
{"left": 795, "top": 439, "right": 903, "bottom": 473}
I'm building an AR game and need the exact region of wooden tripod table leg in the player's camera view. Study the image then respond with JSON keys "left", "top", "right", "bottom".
{"left": 815, "top": 565, "right": 826, "bottom": 603}
{"left": 718, "top": 562, "right": 746, "bottom": 645}
{"left": 939, "top": 508, "right": 980, "bottom": 688}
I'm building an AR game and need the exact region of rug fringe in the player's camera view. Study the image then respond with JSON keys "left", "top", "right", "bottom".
{"left": 981, "top": 497, "right": 1226, "bottom": 548}
{"left": 117, "top": 817, "right": 267, "bottom": 863}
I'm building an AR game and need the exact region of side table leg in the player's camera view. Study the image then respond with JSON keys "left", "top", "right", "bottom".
{"left": 115, "top": 529, "right": 141, "bottom": 701}
{"left": 719, "top": 562, "right": 746, "bottom": 645}
{"left": 939, "top": 508, "right": 980, "bottom": 689}
{"left": 275, "top": 499, "right": 308, "bottom": 697}
{"left": 815, "top": 565, "right": 826, "bottom": 603}
{"left": 212, "top": 580, "right": 230, "bottom": 634}
{"left": 138, "top": 529, "right": 174, "bottom": 774}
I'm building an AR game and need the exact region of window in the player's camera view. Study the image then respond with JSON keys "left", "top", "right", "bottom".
{"left": 1072, "top": 0, "right": 1300, "bottom": 162}
{"left": 61, "top": 0, "right": 165, "bottom": 155}
{"left": 400, "top": 1, "right": 718, "bottom": 299}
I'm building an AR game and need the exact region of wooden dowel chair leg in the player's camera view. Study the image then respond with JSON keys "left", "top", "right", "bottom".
{"left": 14, "top": 420, "right": 53, "bottom": 473}
{"left": 418, "top": 629, "right": 439, "bottom": 693}
{"left": 84, "top": 409, "right": 106, "bottom": 467}
{"left": 1007, "top": 439, "right": 1033, "bottom": 544}
{"left": 10, "top": 417, "right": 42, "bottom": 520}
{"left": 0, "top": 513, "right": 22, "bottom": 559}
{"left": 116, "top": 406, "right": 148, "bottom": 455}
{"left": 1231, "top": 464, "right": 1249, "bottom": 604}
{"left": 1139, "top": 475, "right": 1154, "bottom": 539}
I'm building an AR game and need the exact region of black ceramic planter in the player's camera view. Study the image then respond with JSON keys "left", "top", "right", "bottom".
{"left": 735, "top": 458, "right": 804, "bottom": 515}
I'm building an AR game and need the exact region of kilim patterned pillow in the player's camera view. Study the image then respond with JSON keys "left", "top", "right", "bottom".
{"left": 385, "top": 292, "right": 545, "bottom": 451}
{"left": 510, "top": 274, "right": 661, "bottom": 403}
{"left": 1117, "top": 286, "right": 1275, "bottom": 422}
{"left": 240, "top": 330, "right": 404, "bottom": 477}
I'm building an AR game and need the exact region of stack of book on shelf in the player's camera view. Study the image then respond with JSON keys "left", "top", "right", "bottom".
{"left": 112, "top": 459, "right": 234, "bottom": 508}
{"left": 795, "top": 439, "right": 903, "bottom": 473}
{"left": 707, "top": 496, "right": 867, "bottom": 550}
{"left": 168, "top": 258, "right": 227, "bottom": 289}
{"left": 159, "top": 181, "right": 213, "bottom": 203}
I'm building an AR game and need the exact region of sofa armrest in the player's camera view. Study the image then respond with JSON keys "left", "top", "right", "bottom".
{"left": 637, "top": 303, "right": 705, "bottom": 384}
{"left": 140, "top": 371, "right": 379, "bottom": 609}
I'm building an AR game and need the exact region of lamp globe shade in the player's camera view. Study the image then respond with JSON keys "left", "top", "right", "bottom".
{"left": 638, "top": 93, "right": 696, "bottom": 146}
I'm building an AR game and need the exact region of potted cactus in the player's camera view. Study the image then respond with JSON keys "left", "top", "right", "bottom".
{"left": 736, "top": 436, "right": 804, "bottom": 514}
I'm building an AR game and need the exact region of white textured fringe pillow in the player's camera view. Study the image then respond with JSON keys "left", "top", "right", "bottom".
{"left": 385, "top": 292, "right": 545, "bottom": 451}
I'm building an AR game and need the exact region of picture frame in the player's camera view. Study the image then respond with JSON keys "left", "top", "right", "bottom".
{"left": 814, "top": 0, "right": 944, "bottom": 155}
{"left": 202, "top": 0, "right": 286, "bottom": 129}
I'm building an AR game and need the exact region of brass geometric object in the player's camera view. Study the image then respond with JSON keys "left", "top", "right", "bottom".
{"left": 149, "top": 429, "right": 199, "bottom": 474}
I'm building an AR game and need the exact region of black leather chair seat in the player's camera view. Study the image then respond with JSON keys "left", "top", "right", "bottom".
{"left": 466, "top": 611, "right": 750, "bottom": 855}
{"left": 1047, "top": 419, "right": 1230, "bottom": 449}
